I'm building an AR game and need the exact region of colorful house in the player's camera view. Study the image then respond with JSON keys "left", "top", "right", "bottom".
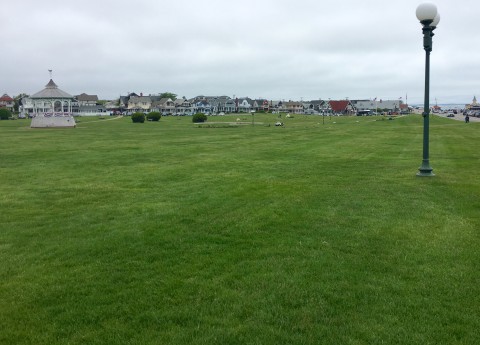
{"left": 329, "top": 100, "right": 354, "bottom": 115}
{"left": 0, "top": 94, "right": 14, "bottom": 111}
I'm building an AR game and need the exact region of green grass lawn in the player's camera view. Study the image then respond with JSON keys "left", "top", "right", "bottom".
{"left": 0, "top": 114, "right": 479, "bottom": 344}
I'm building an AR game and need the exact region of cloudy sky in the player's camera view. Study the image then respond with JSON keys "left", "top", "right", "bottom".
{"left": 2, "top": 0, "right": 478, "bottom": 104}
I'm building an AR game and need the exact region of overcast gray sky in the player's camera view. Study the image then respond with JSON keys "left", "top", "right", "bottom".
{"left": 2, "top": 0, "right": 478, "bottom": 104}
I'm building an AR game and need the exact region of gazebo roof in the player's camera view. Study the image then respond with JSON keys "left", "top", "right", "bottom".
{"left": 30, "top": 79, "right": 73, "bottom": 99}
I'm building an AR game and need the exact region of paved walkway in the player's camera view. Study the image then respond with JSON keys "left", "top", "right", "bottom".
{"left": 434, "top": 113, "right": 480, "bottom": 123}
{"left": 412, "top": 109, "right": 479, "bottom": 122}
{"left": 79, "top": 115, "right": 123, "bottom": 124}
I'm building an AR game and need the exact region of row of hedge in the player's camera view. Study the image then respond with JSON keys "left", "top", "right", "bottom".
{"left": 131, "top": 112, "right": 161, "bottom": 123}
{"left": 131, "top": 112, "right": 208, "bottom": 124}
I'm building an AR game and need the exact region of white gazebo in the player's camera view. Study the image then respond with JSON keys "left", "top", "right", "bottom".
{"left": 30, "top": 78, "right": 76, "bottom": 128}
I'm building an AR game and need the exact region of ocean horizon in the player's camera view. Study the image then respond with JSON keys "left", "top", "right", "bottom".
{"left": 411, "top": 103, "right": 468, "bottom": 109}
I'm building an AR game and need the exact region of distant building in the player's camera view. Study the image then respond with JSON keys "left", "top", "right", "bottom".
{"left": 189, "top": 95, "right": 234, "bottom": 114}
{"left": 284, "top": 101, "right": 304, "bottom": 114}
{"left": 465, "top": 96, "right": 480, "bottom": 116}
{"left": 27, "top": 78, "right": 76, "bottom": 128}
{"left": 253, "top": 99, "right": 270, "bottom": 112}
{"left": 119, "top": 93, "right": 139, "bottom": 110}
{"left": 355, "top": 99, "right": 404, "bottom": 113}
{"left": 0, "top": 94, "right": 14, "bottom": 111}
{"left": 173, "top": 97, "right": 194, "bottom": 115}
{"left": 238, "top": 98, "right": 253, "bottom": 113}
{"left": 75, "top": 93, "right": 108, "bottom": 116}
{"left": 223, "top": 98, "right": 236, "bottom": 113}
{"left": 76, "top": 93, "right": 98, "bottom": 106}
{"left": 152, "top": 98, "right": 175, "bottom": 114}
{"left": 128, "top": 95, "right": 152, "bottom": 113}
{"left": 466, "top": 96, "right": 478, "bottom": 110}
{"left": 329, "top": 100, "right": 354, "bottom": 115}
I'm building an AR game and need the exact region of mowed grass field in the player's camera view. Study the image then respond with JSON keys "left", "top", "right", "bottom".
{"left": 0, "top": 114, "right": 479, "bottom": 344}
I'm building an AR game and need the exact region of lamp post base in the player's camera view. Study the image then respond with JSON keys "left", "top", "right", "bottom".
{"left": 417, "top": 162, "right": 435, "bottom": 177}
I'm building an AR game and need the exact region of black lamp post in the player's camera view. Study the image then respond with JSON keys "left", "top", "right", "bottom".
{"left": 416, "top": 3, "right": 440, "bottom": 177}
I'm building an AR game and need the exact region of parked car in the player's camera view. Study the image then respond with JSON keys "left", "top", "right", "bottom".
{"left": 447, "top": 113, "right": 455, "bottom": 117}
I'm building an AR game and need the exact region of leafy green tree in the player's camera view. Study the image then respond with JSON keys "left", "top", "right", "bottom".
{"left": 0, "top": 108, "right": 12, "bottom": 120}
{"left": 159, "top": 92, "right": 177, "bottom": 101}
{"left": 14, "top": 93, "right": 29, "bottom": 112}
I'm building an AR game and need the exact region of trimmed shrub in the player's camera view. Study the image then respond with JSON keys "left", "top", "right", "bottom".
{"left": 192, "top": 113, "right": 207, "bottom": 123}
{"left": 147, "top": 112, "right": 161, "bottom": 122}
{"left": 131, "top": 112, "right": 145, "bottom": 123}
{"left": 0, "top": 108, "right": 11, "bottom": 120}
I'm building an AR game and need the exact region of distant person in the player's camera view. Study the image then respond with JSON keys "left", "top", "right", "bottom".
{"left": 465, "top": 115, "right": 470, "bottom": 123}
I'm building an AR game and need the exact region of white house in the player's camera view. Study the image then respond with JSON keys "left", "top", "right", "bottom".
{"left": 356, "top": 99, "right": 404, "bottom": 113}
{"left": 128, "top": 96, "right": 152, "bottom": 113}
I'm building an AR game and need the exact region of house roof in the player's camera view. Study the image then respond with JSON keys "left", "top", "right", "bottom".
{"left": 236, "top": 97, "right": 253, "bottom": 106}
{"left": 0, "top": 94, "right": 13, "bottom": 102}
{"left": 329, "top": 100, "right": 350, "bottom": 112}
{"left": 174, "top": 98, "right": 188, "bottom": 105}
{"left": 149, "top": 95, "right": 162, "bottom": 103}
{"left": 30, "top": 79, "right": 73, "bottom": 99}
{"left": 254, "top": 99, "right": 269, "bottom": 106}
{"left": 196, "top": 100, "right": 209, "bottom": 106}
{"left": 152, "top": 98, "right": 175, "bottom": 108}
{"left": 76, "top": 93, "right": 98, "bottom": 102}
{"left": 158, "top": 98, "right": 173, "bottom": 104}
{"left": 129, "top": 96, "right": 151, "bottom": 103}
